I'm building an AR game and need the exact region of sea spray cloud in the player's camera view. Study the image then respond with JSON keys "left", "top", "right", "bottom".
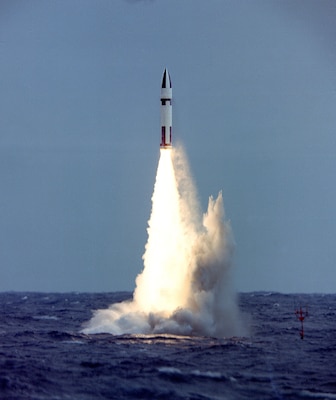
{"left": 82, "top": 146, "right": 245, "bottom": 337}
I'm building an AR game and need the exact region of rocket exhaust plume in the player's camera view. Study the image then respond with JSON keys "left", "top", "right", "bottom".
{"left": 82, "top": 70, "right": 245, "bottom": 337}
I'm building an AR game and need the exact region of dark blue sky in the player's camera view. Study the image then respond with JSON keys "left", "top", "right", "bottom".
{"left": 1, "top": 0, "right": 336, "bottom": 292}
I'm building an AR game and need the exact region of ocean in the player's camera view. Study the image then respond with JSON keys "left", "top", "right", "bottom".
{"left": 0, "top": 292, "right": 335, "bottom": 400}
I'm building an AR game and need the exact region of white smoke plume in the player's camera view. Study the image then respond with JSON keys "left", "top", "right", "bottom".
{"left": 82, "top": 146, "right": 245, "bottom": 337}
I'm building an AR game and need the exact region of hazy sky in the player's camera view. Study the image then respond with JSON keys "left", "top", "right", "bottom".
{"left": 1, "top": 0, "right": 336, "bottom": 293}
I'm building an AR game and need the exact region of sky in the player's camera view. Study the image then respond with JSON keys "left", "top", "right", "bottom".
{"left": 0, "top": 0, "right": 336, "bottom": 293}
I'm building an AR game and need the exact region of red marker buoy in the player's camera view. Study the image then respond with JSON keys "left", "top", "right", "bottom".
{"left": 295, "top": 306, "right": 308, "bottom": 339}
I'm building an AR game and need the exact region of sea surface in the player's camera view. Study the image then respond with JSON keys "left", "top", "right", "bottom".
{"left": 0, "top": 292, "right": 335, "bottom": 400}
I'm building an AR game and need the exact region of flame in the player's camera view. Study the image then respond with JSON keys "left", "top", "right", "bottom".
{"left": 134, "top": 149, "right": 192, "bottom": 314}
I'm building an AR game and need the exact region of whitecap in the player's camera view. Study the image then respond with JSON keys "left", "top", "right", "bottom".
{"left": 33, "top": 315, "right": 59, "bottom": 320}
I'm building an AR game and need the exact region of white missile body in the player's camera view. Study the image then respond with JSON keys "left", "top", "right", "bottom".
{"left": 160, "top": 68, "right": 172, "bottom": 148}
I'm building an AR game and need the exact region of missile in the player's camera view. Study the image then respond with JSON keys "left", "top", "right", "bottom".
{"left": 160, "top": 68, "right": 172, "bottom": 148}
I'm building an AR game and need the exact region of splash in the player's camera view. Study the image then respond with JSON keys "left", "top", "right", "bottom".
{"left": 82, "top": 146, "right": 244, "bottom": 337}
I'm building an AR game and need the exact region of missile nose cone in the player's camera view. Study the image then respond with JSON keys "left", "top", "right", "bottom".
{"left": 162, "top": 68, "right": 172, "bottom": 89}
